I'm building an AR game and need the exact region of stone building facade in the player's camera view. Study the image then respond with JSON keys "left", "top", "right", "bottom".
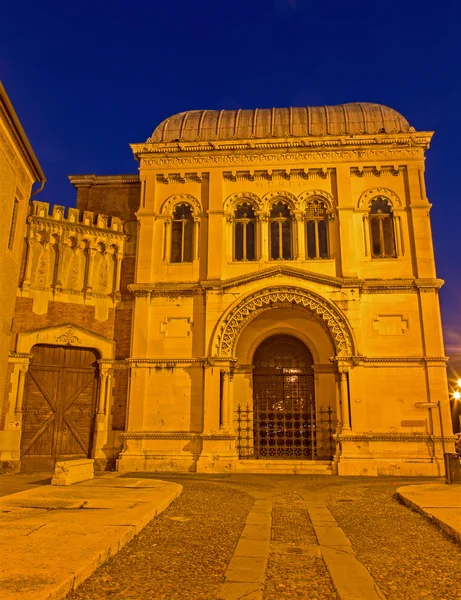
{"left": 0, "top": 83, "right": 45, "bottom": 468}
{"left": 0, "top": 102, "right": 453, "bottom": 476}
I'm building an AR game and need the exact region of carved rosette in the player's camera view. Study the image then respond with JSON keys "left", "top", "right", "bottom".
{"left": 217, "top": 287, "right": 353, "bottom": 357}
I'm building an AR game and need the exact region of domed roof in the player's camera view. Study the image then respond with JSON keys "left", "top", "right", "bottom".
{"left": 149, "top": 103, "right": 411, "bottom": 143}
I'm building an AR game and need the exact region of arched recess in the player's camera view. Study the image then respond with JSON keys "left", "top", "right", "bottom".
{"left": 160, "top": 193, "right": 202, "bottom": 217}
{"left": 357, "top": 187, "right": 402, "bottom": 210}
{"left": 262, "top": 190, "right": 298, "bottom": 211}
{"left": 17, "top": 323, "right": 115, "bottom": 359}
{"left": 297, "top": 189, "right": 336, "bottom": 212}
{"left": 212, "top": 286, "right": 355, "bottom": 358}
{"left": 223, "top": 191, "right": 262, "bottom": 214}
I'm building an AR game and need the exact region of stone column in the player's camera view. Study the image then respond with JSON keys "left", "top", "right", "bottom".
{"left": 22, "top": 238, "right": 37, "bottom": 289}
{"left": 54, "top": 241, "right": 65, "bottom": 290}
{"left": 220, "top": 370, "right": 230, "bottom": 429}
{"left": 203, "top": 361, "right": 221, "bottom": 433}
{"left": 257, "top": 213, "right": 269, "bottom": 261}
{"left": 339, "top": 369, "right": 351, "bottom": 432}
{"left": 362, "top": 213, "right": 369, "bottom": 256}
{"left": 294, "top": 211, "right": 305, "bottom": 260}
{"left": 193, "top": 218, "right": 200, "bottom": 262}
{"left": 85, "top": 247, "right": 97, "bottom": 293}
{"left": 114, "top": 254, "right": 123, "bottom": 293}
{"left": 15, "top": 364, "right": 29, "bottom": 415}
{"left": 97, "top": 370, "right": 108, "bottom": 415}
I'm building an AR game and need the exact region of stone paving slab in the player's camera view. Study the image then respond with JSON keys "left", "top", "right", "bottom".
{"left": 0, "top": 475, "right": 182, "bottom": 600}
{"left": 396, "top": 483, "right": 461, "bottom": 544}
{"left": 305, "top": 500, "right": 385, "bottom": 600}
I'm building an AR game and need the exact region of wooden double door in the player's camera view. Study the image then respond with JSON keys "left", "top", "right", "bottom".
{"left": 21, "top": 344, "right": 99, "bottom": 472}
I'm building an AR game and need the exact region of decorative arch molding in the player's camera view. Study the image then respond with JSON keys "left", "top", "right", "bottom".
{"left": 262, "top": 190, "right": 298, "bottom": 211}
{"left": 160, "top": 193, "right": 202, "bottom": 217}
{"left": 357, "top": 187, "right": 402, "bottom": 210}
{"left": 297, "top": 189, "right": 336, "bottom": 211}
{"left": 223, "top": 191, "right": 263, "bottom": 214}
{"left": 16, "top": 323, "right": 116, "bottom": 360}
{"left": 213, "top": 286, "right": 354, "bottom": 358}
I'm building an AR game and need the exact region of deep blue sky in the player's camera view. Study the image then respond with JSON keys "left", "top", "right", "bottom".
{"left": 1, "top": 0, "right": 460, "bottom": 345}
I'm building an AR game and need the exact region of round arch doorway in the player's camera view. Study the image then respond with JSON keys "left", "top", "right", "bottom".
{"left": 253, "top": 334, "right": 316, "bottom": 459}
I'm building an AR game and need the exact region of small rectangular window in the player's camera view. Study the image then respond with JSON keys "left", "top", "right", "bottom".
{"left": 8, "top": 198, "right": 19, "bottom": 251}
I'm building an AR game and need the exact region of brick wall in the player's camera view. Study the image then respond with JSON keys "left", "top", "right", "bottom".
{"left": 76, "top": 183, "right": 141, "bottom": 221}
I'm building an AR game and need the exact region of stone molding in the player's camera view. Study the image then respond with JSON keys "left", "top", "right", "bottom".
{"left": 340, "top": 434, "right": 456, "bottom": 443}
{"left": 122, "top": 432, "right": 236, "bottom": 441}
{"left": 129, "top": 284, "right": 204, "bottom": 298}
{"left": 215, "top": 286, "right": 354, "bottom": 357}
{"left": 16, "top": 323, "right": 116, "bottom": 360}
{"left": 351, "top": 356, "right": 448, "bottom": 366}
{"left": 68, "top": 174, "right": 139, "bottom": 186}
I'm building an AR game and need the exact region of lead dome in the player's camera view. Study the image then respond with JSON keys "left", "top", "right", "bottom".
{"left": 148, "top": 102, "right": 411, "bottom": 143}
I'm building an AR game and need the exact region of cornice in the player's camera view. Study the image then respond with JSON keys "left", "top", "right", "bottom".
{"left": 205, "top": 265, "right": 349, "bottom": 291}
{"left": 131, "top": 132, "right": 432, "bottom": 157}
{"left": 68, "top": 174, "right": 140, "bottom": 187}
{"left": 128, "top": 275, "right": 443, "bottom": 298}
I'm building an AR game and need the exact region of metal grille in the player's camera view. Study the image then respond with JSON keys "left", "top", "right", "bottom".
{"left": 236, "top": 403, "right": 336, "bottom": 460}
{"left": 236, "top": 334, "right": 337, "bottom": 460}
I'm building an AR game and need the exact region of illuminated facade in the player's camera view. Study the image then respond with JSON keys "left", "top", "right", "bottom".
{"left": 0, "top": 102, "right": 453, "bottom": 476}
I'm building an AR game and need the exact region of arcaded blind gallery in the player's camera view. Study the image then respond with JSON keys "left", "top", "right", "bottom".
{"left": 0, "top": 102, "right": 453, "bottom": 477}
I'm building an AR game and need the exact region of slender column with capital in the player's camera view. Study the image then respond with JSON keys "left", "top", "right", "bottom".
{"left": 22, "top": 238, "right": 37, "bottom": 289}
{"left": 294, "top": 212, "right": 305, "bottom": 260}
{"left": 85, "top": 247, "right": 97, "bottom": 293}
{"left": 54, "top": 242, "right": 65, "bottom": 290}
{"left": 97, "top": 370, "right": 108, "bottom": 415}
{"left": 227, "top": 371, "right": 235, "bottom": 431}
{"left": 114, "top": 254, "right": 123, "bottom": 294}
{"left": 339, "top": 370, "right": 351, "bottom": 432}
{"left": 15, "top": 364, "right": 29, "bottom": 415}
{"left": 257, "top": 214, "right": 269, "bottom": 261}
{"left": 362, "top": 214, "right": 369, "bottom": 256}
{"left": 220, "top": 370, "right": 230, "bottom": 429}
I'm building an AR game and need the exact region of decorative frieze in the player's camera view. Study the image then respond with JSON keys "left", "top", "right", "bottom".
{"left": 136, "top": 147, "right": 426, "bottom": 169}
{"left": 222, "top": 168, "right": 332, "bottom": 182}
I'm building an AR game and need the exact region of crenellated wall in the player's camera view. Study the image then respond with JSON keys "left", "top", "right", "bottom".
{"left": 19, "top": 200, "right": 126, "bottom": 319}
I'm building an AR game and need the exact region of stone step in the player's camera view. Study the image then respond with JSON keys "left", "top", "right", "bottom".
{"left": 235, "top": 460, "right": 333, "bottom": 474}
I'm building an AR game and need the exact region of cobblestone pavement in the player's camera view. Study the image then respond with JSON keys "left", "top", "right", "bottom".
{"left": 264, "top": 492, "right": 337, "bottom": 600}
{"left": 64, "top": 474, "right": 461, "bottom": 600}
{"left": 326, "top": 483, "right": 461, "bottom": 600}
{"left": 66, "top": 480, "right": 254, "bottom": 600}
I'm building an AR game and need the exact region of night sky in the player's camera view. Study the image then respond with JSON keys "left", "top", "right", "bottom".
{"left": 1, "top": 0, "right": 460, "bottom": 351}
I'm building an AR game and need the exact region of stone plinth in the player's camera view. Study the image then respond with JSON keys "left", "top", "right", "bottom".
{"left": 51, "top": 458, "right": 95, "bottom": 486}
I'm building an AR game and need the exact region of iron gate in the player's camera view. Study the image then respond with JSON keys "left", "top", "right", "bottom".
{"left": 236, "top": 403, "right": 336, "bottom": 460}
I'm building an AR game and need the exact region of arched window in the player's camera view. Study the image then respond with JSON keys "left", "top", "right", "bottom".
{"left": 269, "top": 201, "right": 292, "bottom": 260}
{"left": 369, "top": 197, "right": 396, "bottom": 258}
{"left": 171, "top": 203, "right": 194, "bottom": 263}
{"left": 234, "top": 203, "right": 256, "bottom": 261}
{"left": 305, "top": 199, "right": 329, "bottom": 259}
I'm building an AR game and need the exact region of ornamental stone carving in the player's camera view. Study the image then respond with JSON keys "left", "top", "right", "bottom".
{"left": 215, "top": 286, "right": 354, "bottom": 357}
{"left": 55, "top": 327, "right": 82, "bottom": 345}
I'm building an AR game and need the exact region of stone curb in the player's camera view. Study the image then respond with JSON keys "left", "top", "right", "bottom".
{"left": 1, "top": 482, "right": 182, "bottom": 600}
{"left": 395, "top": 491, "right": 461, "bottom": 545}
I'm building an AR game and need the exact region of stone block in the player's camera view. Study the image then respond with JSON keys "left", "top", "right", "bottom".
{"left": 51, "top": 458, "right": 95, "bottom": 486}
